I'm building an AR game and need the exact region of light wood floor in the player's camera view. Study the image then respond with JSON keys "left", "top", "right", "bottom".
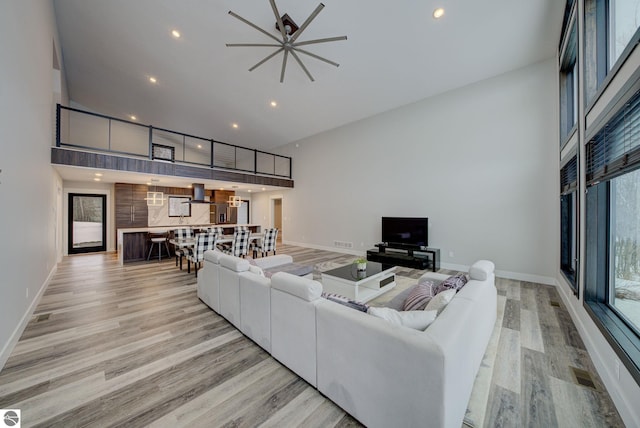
{"left": 0, "top": 245, "right": 625, "bottom": 427}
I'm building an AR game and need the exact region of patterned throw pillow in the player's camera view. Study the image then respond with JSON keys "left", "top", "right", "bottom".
{"left": 403, "top": 281, "right": 436, "bottom": 311}
{"left": 322, "top": 292, "right": 370, "bottom": 312}
{"left": 435, "top": 273, "right": 468, "bottom": 294}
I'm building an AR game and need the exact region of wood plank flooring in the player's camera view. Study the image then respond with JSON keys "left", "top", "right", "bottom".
{"left": 0, "top": 245, "right": 625, "bottom": 427}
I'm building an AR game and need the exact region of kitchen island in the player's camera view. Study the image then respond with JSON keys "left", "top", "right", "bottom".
{"left": 117, "top": 224, "right": 262, "bottom": 264}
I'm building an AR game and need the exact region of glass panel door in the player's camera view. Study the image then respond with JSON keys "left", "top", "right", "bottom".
{"left": 68, "top": 193, "right": 106, "bottom": 254}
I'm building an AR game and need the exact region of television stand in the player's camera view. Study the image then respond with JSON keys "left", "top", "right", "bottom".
{"left": 367, "top": 245, "right": 440, "bottom": 272}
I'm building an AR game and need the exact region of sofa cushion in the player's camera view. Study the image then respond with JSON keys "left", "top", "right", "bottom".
{"left": 368, "top": 307, "right": 437, "bottom": 330}
{"left": 204, "top": 249, "right": 224, "bottom": 263}
{"left": 253, "top": 254, "right": 294, "bottom": 270}
{"left": 322, "top": 292, "right": 369, "bottom": 312}
{"left": 220, "top": 254, "right": 251, "bottom": 272}
{"left": 435, "top": 273, "right": 468, "bottom": 294}
{"left": 403, "top": 281, "right": 436, "bottom": 311}
{"left": 425, "top": 288, "right": 456, "bottom": 314}
{"left": 469, "top": 260, "right": 495, "bottom": 281}
{"left": 271, "top": 272, "right": 322, "bottom": 302}
{"left": 264, "top": 263, "right": 314, "bottom": 278}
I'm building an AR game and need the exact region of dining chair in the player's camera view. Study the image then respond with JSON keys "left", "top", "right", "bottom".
{"left": 173, "top": 227, "right": 194, "bottom": 270}
{"left": 206, "top": 226, "right": 225, "bottom": 235}
{"left": 187, "top": 232, "right": 218, "bottom": 277}
{"left": 220, "top": 229, "right": 251, "bottom": 258}
{"left": 252, "top": 228, "right": 278, "bottom": 258}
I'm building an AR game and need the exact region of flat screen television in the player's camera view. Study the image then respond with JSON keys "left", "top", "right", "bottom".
{"left": 381, "top": 217, "right": 428, "bottom": 249}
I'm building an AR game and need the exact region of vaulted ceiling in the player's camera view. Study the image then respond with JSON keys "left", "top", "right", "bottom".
{"left": 53, "top": 0, "right": 565, "bottom": 152}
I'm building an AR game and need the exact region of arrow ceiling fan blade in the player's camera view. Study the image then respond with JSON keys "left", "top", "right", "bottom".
{"left": 280, "top": 50, "right": 289, "bottom": 83}
{"left": 249, "top": 48, "right": 284, "bottom": 72}
{"left": 290, "top": 50, "right": 315, "bottom": 82}
{"left": 289, "top": 3, "right": 324, "bottom": 43}
{"left": 269, "top": 0, "right": 288, "bottom": 41}
{"left": 228, "top": 11, "right": 282, "bottom": 44}
{"left": 293, "top": 47, "right": 340, "bottom": 67}
{"left": 226, "top": 43, "right": 282, "bottom": 48}
{"left": 293, "top": 35, "right": 347, "bottom": 47}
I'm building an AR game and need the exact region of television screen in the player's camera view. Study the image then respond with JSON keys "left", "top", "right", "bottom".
{"left": 382, "top": 217, "right": 428, "bottom": 248}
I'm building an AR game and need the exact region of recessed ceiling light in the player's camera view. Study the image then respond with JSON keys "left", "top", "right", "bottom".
{"left": 197, "top": 144, "right": 202, "bottom": 149}
{"left": 149, "top": 76, "right": 157, "bottom": 84}
{"left": 232, "top": 123, "right": 239, "bottom": 129}
{"left": 433, "top": 8, "right": 445, "bottom": 19}
{"left": 130, "top": 115, "right": 137, "bottom": 121}
{"left": 248, "top": 190, "right": 252, "bottom": 193}
{"left": 261, "top": 187, "right": 266, "bottom": 191}
{"left": 270, "top": 101, "right": 277, "bottom": 107}
{"left": 95, "top": 173, "right": 103, "bottom": 177}
{"left": 94, "top": 178, "right": 101, "bottom": 182}
{"left": 171, "top": 29, "right": 181, "bottom": 38}
{"left": 146, "top": 182, "right": 152, "bottom": 186}
{"left": 219, "top": 188, "right": 224, "bottom": 191}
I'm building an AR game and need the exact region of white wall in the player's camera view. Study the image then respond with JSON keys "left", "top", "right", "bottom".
{"left": 259, "top": 59, "right": 559, "bottom": 283}
{"left": 0, "top": 0, "right": 65, "bottom": 369}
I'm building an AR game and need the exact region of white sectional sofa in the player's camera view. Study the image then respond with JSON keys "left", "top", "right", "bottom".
{"left": 197, "top": 252, "right": 497, "bottom": 428}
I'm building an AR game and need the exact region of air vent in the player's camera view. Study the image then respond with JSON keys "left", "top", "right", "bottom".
{"left": 334, "top": 241, "right": 353, "bottom": 249}
{"left": 570, "top": 366, "right": 597, "bottom": 390}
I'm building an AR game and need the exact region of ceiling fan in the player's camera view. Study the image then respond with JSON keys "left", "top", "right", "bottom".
{"left": 226, "top": 1, "right": 347, "bottom": 83}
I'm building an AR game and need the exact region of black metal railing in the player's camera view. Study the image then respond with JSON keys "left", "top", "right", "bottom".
{"left": 55, "top": 104, "right": 292, "bottom": 179}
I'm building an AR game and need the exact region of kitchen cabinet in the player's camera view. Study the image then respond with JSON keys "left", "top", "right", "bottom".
{"left": 115, "top": 183, "right": 148, "bottom": 229}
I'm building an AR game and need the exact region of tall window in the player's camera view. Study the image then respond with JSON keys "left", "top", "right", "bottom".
{"left": 560, "top": 15, "right": 578, "bottom": 144}
{"left": 585, "top": 85, "right": 640, "bottom": 381}
{"left": 561, "top": 155, "right": 579, "bottom": 290}
{"left": 584, "top": 0, "right": 640, "bottom": 105}
{"left": 610, "top": 169, "right": 640, "bottom": 332}
{"left": 609, "top": 0, "right": 640, "bottom": 67}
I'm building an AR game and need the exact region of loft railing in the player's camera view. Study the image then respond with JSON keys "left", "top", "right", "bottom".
{"left": 55, "top": 104, "right": 292, "bottom": 179}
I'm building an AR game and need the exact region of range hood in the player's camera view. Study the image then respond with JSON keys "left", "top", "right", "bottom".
{"left": 187, "top": 183, "right": 214, "bottom": 204}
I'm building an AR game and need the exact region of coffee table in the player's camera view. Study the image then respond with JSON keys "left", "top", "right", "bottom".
{"left": 321, "top": 261, "right": 396, "bottom": 303}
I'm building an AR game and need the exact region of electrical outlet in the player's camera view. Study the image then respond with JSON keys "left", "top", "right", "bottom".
{"left": 449, "top": 251, "right": 454, "bottom": 258}
{"left": 615, "top": 359, "right": 620, "bottom": 380}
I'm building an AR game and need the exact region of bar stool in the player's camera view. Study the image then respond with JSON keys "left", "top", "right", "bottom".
{"left": 147, "top": 231, "right": 170, "bottom": 261}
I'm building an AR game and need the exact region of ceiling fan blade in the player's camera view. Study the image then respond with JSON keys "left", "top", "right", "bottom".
{"left": 280, "top": 50, "right": 289, "bottom": 83}
{"left": 249, "top": 48, "right": 284, "bottom": 72}
{"left": 290, "top": 50, "right": 315, "bottom": 82}
{"left": 289, "top": 3, "right": 324, "bottom": 43}
{"left": 226, "top": 43, "right": 282, "bottom": 48}
{"left": 292, "top": 47, "right": 340, "bottom": 67}
{"left": 293, "top": 35, "right": 347, "bottom": 47}
{"left": 269, "top": 0, "right": 288, "bottom": 41}
{"left": 228, "top": 11, "right": 282, "bottom": 44}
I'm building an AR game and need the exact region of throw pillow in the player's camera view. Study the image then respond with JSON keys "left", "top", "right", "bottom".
{"left": 368, "top": 307, "right": 438, "bottom": 330}
{"left": 425, "top": 288, "right": 456, "bottom": 314}
{"left": 402, "top": 281, "right": 436, "bottom": 311}
{"left": 435, "top": 273, "right": 468, "bottom": 294}
{"left": 248, "top": 265, "right": 265, "bottom": 277}
{"left": 322, "top": 292, "right": 370, "bottom": 312}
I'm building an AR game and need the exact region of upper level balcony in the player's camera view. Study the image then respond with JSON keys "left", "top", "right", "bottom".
{"left": 51, "top": 104, "right": 294, "bottom": 188}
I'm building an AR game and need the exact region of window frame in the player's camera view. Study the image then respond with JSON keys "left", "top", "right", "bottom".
{"left": 560, "top": 154, "right": 579, "bottom": 291}
{"left": 584, "top": 0, "right": 640, "bottom": 114}
{"left": 560, "top": 6, "right": 580, "bottom": 148}
{"left": 584, "top": 79, "right": 640, "bottom": 385}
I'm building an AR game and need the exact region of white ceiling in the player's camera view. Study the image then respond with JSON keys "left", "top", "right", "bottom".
{"left": 53, "top": 0, "right": 565, "bottom": 154}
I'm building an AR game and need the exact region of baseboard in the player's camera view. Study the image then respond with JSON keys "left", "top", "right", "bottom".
{"left": 0, "top": 264, "right": 56, "bottom": 371}
{"left": 283, "top": 242, "right": 557, "bottom": 285}
{"left": 555, "top": 277, "right": 640, "bottom": 428}
{"left": 283, "top": 240, "right": 364, "bottom": 257}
